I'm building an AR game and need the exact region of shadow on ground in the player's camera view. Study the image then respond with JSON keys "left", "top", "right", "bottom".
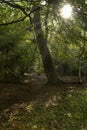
{"left": 0, "top": 77, "right": 87, "bottom": 129}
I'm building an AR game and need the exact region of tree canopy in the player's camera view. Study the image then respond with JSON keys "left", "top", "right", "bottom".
{"left": 0, "top": 0, "right": 87, "bottom": 84}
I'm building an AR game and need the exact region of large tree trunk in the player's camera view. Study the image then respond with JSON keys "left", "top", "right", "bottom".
{"left": 32, "top": 6, "right": 59, "bottom": 84}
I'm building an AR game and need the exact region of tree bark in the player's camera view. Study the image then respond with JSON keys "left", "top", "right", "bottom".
{"left": 32, "top": 6, "right": 59, "bottom": 84}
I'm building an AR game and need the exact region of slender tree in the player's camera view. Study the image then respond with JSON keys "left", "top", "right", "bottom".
{"left": 0, "top": 0, "right": 60, "bottom": 84}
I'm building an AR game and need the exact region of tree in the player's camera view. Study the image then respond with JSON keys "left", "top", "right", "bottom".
{"left": 0, "top": 0, "right": 87, "bottom": 84}
{"left": 32, "top": 2, "right": 60, "bottom": 84}
{"left": 0, "top": 0, "right": 61, "bottom": 84}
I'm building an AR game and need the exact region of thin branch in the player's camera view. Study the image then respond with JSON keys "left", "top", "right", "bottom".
{"left": 0, "top": 6, "right": 41, "bottom": 27}
{"left": 0, "top": 0, "right": 41, "bottom": 27}
{"left": 0, "top": 0, "right": 27, "bottom": 14}
{"left": 0, "top": 15, "right": 27, "bottom": 26}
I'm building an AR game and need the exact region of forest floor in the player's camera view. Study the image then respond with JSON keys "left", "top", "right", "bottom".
{"left": 0, "top": 74, "right": 87, "bottom": 130}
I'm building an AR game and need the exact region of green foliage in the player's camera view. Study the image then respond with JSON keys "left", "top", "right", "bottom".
{"left": 0, "top": 21, "right": 38, "bottom": 81}
{"left": 0, "top": 0, "right": 87, "bottom": 80}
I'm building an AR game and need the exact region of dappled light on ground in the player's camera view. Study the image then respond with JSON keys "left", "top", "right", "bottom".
{"left": 0, "top": 83, "right": 87, "bottom": 130}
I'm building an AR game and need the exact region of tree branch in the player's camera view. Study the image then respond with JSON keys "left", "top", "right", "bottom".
{"left": 0, "top": 6, "right": 41, "bottom": 26}
{"left": 0, "top": 0, "right": 27, "bottom": 14}
{"left": 0, "top": 15, "right": 27, "bottom": 26}
{"left": 0, "top": 0, "right": 41, "bottom": 27}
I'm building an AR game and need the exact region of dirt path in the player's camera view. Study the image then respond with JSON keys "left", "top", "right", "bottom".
{"left": 0, "top": 78, "right": 87, "bottom": 111}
